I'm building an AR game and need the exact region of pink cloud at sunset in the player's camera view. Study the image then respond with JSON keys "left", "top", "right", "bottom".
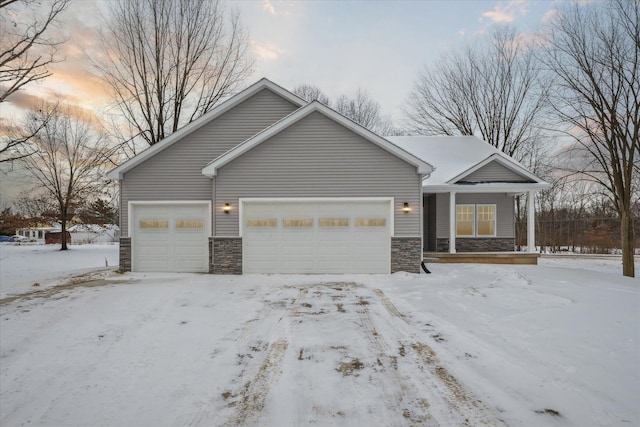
{"left": 481, "top": 0, "right": 529, "bottom": 23}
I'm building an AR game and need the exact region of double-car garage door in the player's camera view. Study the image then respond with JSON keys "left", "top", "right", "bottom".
{"left": 131, "top": 200, "right": 391, "bottom": 273}
{"left": 242, "top": 200, "right": 391, "bottom": 274}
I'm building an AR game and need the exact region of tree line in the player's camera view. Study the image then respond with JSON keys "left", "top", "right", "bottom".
{"left": 0, "top": 0, "right": 637, "bottom": 276}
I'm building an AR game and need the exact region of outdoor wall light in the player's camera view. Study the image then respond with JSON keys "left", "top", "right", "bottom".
{"left": 223, "top": 203, "right": 231, "bottom": 214}
{"left": 403, "top": 202, "right": 411, "bottom": 213}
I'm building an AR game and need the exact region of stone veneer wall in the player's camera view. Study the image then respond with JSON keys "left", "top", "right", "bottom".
{"left": 212, "top": 237, "right": 242, "bottom": 274}
{"left": 119, "top": 237, "right": 131, "bottom": 272}
{"left": 391, "top": 237, "right": 421, "bottom": 273}
{"left": 436, "top": 238, "right": 515, "bottom": 252}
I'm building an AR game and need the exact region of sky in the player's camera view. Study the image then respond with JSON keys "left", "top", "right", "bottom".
{"left": 0, "top": 0, "right": 561, "bottom": 206}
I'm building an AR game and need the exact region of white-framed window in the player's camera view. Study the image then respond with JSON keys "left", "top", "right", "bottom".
{"left": 456, "top": 204, "right": 496, "bottom": 237}
{"left": 476, "top": 204, "right": 496, "bottom": 237}
{"left": 456, "top": 204, "right": 475, "bottom": 237}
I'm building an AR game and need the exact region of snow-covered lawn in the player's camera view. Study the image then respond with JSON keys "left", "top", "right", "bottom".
{"left": 0, "top": 243, "right": 119, "bottom": 298}
{"left": 0, "top": 251, "right": 638, "bottom": 426}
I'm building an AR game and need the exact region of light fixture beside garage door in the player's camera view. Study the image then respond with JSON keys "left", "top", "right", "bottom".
{"left": 223, "top": 203, "right": 231, "bottom": 214}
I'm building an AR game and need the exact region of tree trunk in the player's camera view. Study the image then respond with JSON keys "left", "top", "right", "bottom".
{"left": 60, "top": 210, "right": 68, "bottom": 251}
{"left": 621, "top": 211, "right": 635, "bottom": 278}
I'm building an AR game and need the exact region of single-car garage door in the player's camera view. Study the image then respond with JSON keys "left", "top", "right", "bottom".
{"left": 242, "top": 199, "right": 391, "bottom": 274}
{"left": 132, "top": 203, "right": 210, "bottom": 272}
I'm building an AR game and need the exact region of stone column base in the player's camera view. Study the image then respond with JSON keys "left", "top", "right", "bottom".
{"left": 119, "top": 237, "right": 131, "bottom": 272}
{"left": 391, "top": 237, "right": 421, "bottom": 273}
{"left": 212, "top": 237, "right": 242, "bottom": 274}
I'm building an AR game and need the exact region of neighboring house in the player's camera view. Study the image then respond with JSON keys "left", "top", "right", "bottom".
{"left": 107, "top": 78, "right": 548, "bottom": 274}
{"left": 68, "top": 224, "right": 120, "bottom": 244}
{"left": 15, "top": 226, "right": 59, "bottom": 244}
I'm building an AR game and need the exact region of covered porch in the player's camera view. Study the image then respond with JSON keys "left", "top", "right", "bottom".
{"left": 422, "top": 184, "right": 547, "bottom": 265}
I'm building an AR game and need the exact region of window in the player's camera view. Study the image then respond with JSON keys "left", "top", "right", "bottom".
{"left": 455, "top": 205, "right": 475, "bottom": 237}
{"left": 456, "top": 204, "right": 496, "bottom": 237}
{"left": 476, "top": 204, "right": 496, "bottom": 236}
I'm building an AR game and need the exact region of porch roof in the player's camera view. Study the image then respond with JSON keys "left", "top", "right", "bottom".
{"left": 386, "top": 136, "right": 549, "bottom": 193}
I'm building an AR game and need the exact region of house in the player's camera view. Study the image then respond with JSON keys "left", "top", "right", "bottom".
{"left": 68, "top": 224, "right": 120, "bottom": 244}
{"left": 107, "top": 78, "right": 548, "bottom": 274}
{"left": 15, "top": 226, "right": 59, "bottom": 244}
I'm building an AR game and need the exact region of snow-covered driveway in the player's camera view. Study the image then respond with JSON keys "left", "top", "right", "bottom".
{"left": 0, "top": 259, "right": 638, "bottom": 426}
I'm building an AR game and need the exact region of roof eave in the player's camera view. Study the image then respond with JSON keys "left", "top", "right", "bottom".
{"left": 423, "top": 182, "right": 550, "bottom": 193}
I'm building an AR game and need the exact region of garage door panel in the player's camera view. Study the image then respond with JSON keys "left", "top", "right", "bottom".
{"left": 138, "top": 246, "right": 171, "bottom": 256}
{"left": 243, "top": 200, "right": 391, "bottom": 274}
{"left": 175, "top": 246, "right": 206, "bottom": 257}
{"left": 282, "top": 261, "right": 314, "bottom": 273}
{"left": 137, "top": 232, "right": 170, "bottom": 242}
{"left": 137, "top": 260, "right": 171, "bottom": 272}
{"left": 132, "top": 203, "right": 209, "bottom": 273}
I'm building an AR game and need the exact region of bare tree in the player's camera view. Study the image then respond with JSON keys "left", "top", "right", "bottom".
{"left": 93, "top": 0, "right": 254, "bottom": 151}
{"left": 335, "top": 89, "right": 383, "bottom": 130}
{"left": 0, "top": 0, "right": 68, "bottom": 102}
{"left": 542, "top": 0, "right": 639, "bottom": 277}
{"left": 17, "top": 102, "right": 112, "bottom": 250}
{"left": 404, "top": 26, "right": 550, "bottom": 166}
{"left": 1, "top": 112, "right": 54, "bottom": 162}
{"left": 0, "top": 0, "right": 69, "bottom": 163}
{"left": 292, "top": 84, "right": 330, "bottom": 105}
{"left": 294, "top": 84, "right": 399, "bottom": 135}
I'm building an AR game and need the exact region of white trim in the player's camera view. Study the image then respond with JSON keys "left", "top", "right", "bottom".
{"left": 449, "top": 192, "right": 456, "bottom": 254}
{"left": 107, "top": 79, "right": 306, "bottom": 180}
{"left": 447, "top": 153, "right": 545, "bottom": 185}
{"left": 424, "top": 182, "right": 549, "bottom": 193}
{"left": 238, "top": 197, "right": 395, "bottom": 237}
{"left": 202, "top": 102, "right": 434, "bottom": 177}
{"left": 527, "top": 190, "right": 536, "bottom": 253}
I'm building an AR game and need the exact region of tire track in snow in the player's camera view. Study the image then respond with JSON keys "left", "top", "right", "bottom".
{"left": 187, "top": 287, "right": 305, "bottom": 426}
{"left": 372, "top": 288, "right": 506, "bottom": 426}
{"left": 356, "top": 299, "right": 438, "bottom": 426}
{"left": 229, "top": 338, "right": 289, "bottom": 426}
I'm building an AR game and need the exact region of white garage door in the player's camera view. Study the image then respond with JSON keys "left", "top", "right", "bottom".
{"left": 132, "top": 203, "right": 210, "bottom": 272}
{"left": 242, "top": 200, "right": 391, "bottom": 274}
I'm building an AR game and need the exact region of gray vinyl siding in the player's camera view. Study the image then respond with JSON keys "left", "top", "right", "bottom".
{"left": 461, "top": 161, "right": 533, "bottom": 183}
{"left": 120, "top": 89, "right": 299, "bottom": 235}
{"left": 435, "top": 193, "right": 515, "bottom": 238}
{"left": 214, "top": 111, "right": 422, "bottom": 237}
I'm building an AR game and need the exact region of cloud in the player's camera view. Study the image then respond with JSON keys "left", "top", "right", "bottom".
{"left": 541, "top": 8, "right": 559, "bottom": 23}
{"left": 263, "top": 0, "right": 276, "bottom": 16}
{"left": 3, "top": 90, "right": 43, "bottom": 111}
{"left": 250, "top": 40, "right": 285, "bottom": 62}
{"left": 481, "top": 0, "right": 528, "bottom": 23}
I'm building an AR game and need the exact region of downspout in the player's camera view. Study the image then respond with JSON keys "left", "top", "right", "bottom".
{"left": 420, "top": 172, "right": 431, "bottom": 273}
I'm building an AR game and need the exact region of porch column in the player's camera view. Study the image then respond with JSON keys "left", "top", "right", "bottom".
{"left": 449, "top": 191, "right": 456, "bottom": 253}
{"left": 527, "top": 190, "right": 536, "bottom": 253}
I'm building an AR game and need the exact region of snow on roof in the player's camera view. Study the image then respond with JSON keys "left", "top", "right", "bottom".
{"left": 68, "top": 224, "right": 119, "bottom": 233}
{"left": 385, "top": 135, "right": 533, "bottom": 185}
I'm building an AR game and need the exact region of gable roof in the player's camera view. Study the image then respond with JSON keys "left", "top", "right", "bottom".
{"left": 201, "top": 101, "right": 434, "bottom": 177}
{"left": 107, "top": 78, "right": 306, "bottom": 180}
{"left": 386, "top": 136, "right": 547, "bottom": 189}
